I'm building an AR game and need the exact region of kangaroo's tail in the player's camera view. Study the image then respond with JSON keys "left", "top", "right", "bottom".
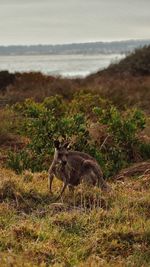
{"left": 89, "top": 162, "right": 111, "bottom": 192}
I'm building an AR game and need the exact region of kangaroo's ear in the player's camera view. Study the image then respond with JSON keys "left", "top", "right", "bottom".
{"left": 54, "top": 140, "right": 60, "bottom": 149}
{"left": 63, "top": 142, "right": 70, "bottom": 149}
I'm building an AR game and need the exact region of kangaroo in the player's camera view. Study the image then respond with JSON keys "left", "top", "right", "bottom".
{"left": 48, "top": 140, "right": 111, "bottom": 199}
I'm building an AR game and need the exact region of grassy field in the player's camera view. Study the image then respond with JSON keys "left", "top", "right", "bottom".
{"left": 0, "top": 166, "right": 150, "bottom": 266}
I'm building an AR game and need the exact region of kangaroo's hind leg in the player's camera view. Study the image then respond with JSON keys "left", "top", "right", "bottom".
{"left": 48, "top": 167, "right": 55, "bottom": 193}
{"left": 80, "top": 161, "right": 97, "bottom": 186}
{"left": 56, "top": 181, "right": 68, "bottom": 200}
{"left": 82, "top": 160, "right": 111, "bottom": 192}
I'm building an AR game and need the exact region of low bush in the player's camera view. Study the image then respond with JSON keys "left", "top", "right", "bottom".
{"left": 107, "top": 45, "right": 150, "bottom": 76}
{"left": 0, "top": 108, "right": 21, "bottom": 146}
{"left": 6, "top": 93, "right": 150, "bottom": 177}
{"left": 0, "top": 70, "right": 15, "bottom": 93}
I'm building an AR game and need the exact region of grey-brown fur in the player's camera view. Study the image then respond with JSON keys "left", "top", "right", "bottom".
{"left": 48, "top": 140, "right": 111, "bottom": 199}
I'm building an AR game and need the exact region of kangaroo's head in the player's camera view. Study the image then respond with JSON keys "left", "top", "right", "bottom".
{"left": 54, "top": 140, "right": 69, "bottom": 165}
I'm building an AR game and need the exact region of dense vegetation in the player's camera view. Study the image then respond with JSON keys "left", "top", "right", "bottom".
{"left": 0, "top": 46, "right": 150, "bottom": 266}
{"left": 5, "top": 93, "right": 149, "bottom": 178}
{"left": 106, "top": 45, "right": 150, "bottom": 75}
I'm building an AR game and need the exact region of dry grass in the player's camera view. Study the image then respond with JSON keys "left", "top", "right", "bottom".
{"left": 0, "top": 71, "right": 150, "bottom": 114}
{"left": 0, "top": 166, "right": 150, "bottom": 266}
{"left": 2, "top": 72, "right": 78, "bottom": 104}
{"left": 115, "top": 161, "right": 150, "bottom": 180}
{"left": 84, "top": 74, "right": 150, "bottom": 114}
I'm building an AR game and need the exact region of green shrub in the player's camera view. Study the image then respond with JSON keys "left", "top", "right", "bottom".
{"left": 7, "top": 150, "right": 30, "bottom": 174}
{"left": 93, "top": 106, "right": 146, "bottom": 174}
{"left": 139, "top": 143, "right": 150, "bottom": 160}
{"left": 7, "top": 94, "right": 149, "bottom": 177}
{"left": 69, "top": 91, "right": 108, "bottom": 117}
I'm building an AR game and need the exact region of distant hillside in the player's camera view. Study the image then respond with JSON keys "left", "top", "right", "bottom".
{"left": 104, "top": 45, "right": 150, "bottom": 75}
{"left": 0, "top": 39, "right": 150, "bottom": 56}
{"left": 82, "top": 45, "right": 150, "bottom": 113}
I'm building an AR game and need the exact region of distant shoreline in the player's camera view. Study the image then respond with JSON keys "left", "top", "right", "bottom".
{"left": 0, "top": 39, "right": 150, "bottom": 56}
{"left": 0, "top": 52, "right": 124, "bottom": 57}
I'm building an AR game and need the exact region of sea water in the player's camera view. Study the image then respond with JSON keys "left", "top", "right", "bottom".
{"left": 0, "top": 53, "right": 124, "bottom": 78}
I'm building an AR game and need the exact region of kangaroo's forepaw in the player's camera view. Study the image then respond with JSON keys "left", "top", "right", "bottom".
{"left": 54, "top": 195, "right": 62, "bottom": 201}
{"left": 49, "top": 190, "right": 53, "bottom": 195}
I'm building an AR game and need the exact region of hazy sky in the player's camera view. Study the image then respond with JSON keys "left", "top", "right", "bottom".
{"left": 0, "top": 0, "right": 150, "bottom": 45}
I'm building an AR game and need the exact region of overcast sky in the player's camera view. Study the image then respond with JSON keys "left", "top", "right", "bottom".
{"left": 0, "top": 0, "right": 150, "bottom": 45}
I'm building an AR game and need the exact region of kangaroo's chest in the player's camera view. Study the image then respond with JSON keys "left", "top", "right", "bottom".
{"left": 54, "top": 163, "right": 64, "bottom": 181}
